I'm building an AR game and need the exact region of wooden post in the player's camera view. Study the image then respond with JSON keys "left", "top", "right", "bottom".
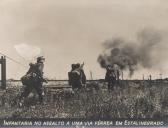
{"left": 0, "top": 56, "right": 6, "bottom": 89}
{"left": 160, "top": 74, "right": 162, "bottom": 80}
{"left": 121, "top": 71, "right": 124, "bottom": 80}
{"left": 149, "top": 75, "right": 152, "bottom": 81}
{"left": 90, "top": 70, "right": 93, "bottom": 80}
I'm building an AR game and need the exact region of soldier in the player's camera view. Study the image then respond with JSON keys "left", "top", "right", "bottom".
{"left": 113, "top": 64, "right": 120, "bottom": 85}
{"left": 68, "top": 64, "right": 78, "bottom": 89}
{"left": 105, "top": 65, "right": 116, "bottom": 91}
{"left": 68, "top": 63, "right": 85, "bottom": 90}
{"left": 76, "top": 63, "right": 86, "bottom": 87}
{"left": 19, "top": 56, "right": 46, "bottom": 106}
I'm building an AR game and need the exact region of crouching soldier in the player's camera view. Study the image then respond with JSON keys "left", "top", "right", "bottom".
{"left": 68, "top": 62, "right": 86, "bottom": 91}
{"left": 105, "top": 65, "right": 116, "bottom": 91}
{"left": 19, "top": 56, "right": 46, "bottom": 106}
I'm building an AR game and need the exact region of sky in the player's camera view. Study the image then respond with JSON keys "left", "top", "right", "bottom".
{"left": 0, "top": 0, "right": 168, "bottom": 80}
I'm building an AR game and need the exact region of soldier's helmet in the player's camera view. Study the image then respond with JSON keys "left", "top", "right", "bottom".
{"left": 71, "top": 64, "right": 76, "bottom": 70}
{"left": 37, "top": 56, "right": 45, "bottom": 63}
{"left": 76, "top": 63, "right": 80, "bottom": 68}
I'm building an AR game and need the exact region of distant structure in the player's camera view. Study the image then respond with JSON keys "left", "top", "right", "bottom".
{"left": 160, "top": 74, "right": 162, "bottom": 80}
{"left": 149, "top": 75, "right": 152, "bottom": 81}
{"left": 90, "top": 70, "right": 93, "bottom": 80}
{"left": 121, "top": 71, "right": 124, "bottom": 80}
{"left": 0, "top": 56, "right": 6, "bottom": 89}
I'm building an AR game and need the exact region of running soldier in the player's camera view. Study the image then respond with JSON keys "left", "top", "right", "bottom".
{"left": 19, "top": 56, "right": 46, "bottom": 106}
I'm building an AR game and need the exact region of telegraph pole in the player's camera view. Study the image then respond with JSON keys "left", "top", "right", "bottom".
{"left": 90, "top": 70, "right": 93, "bottom": 80}
{"left": 0, "top": 56, "right": 6, "bottom": 89}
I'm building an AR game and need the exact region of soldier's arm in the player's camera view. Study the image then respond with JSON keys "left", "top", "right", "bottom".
{"left": 76, "top": 62, "right": 85, "bottom": 71}
{"left": 81, "top": 62, "right": 84, "bottom": 68}
{"left": 26, "top": 69, "right": 31, "bottom": 75}
{"left": 68, "top": 72, "right": 72, "bottom": 85}
{"left": 81, "top": 70, "right": 86, "bottom": 84}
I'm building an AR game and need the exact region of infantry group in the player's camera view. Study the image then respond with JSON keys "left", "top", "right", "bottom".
{"left": 19, "top": 57, "right": 119, "bottom": 106}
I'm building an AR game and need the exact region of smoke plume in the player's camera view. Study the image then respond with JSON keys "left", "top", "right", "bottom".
{"left": 98, "top": 28, "right": 163, "bottom": 77}
{"left": 14, "top": 43, "right": 42, "bottom": 61}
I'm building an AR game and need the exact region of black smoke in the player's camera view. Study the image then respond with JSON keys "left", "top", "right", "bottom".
{"left": 98, "top": 28, "right": 162, "bottom": 77}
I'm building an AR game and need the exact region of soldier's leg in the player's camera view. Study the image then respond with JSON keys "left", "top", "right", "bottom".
{"left": 111, "top": 82, "right": 114, "bottom": 90}
{"left": 72, "top": 84, "right": 75, "bottom": 90}
{"left": 108, "top": 82, "right": 111, "bottom": 91}
{"left": 78, "top": 83, "right": 82, "bottom": 90}
{"left": 111, "top": 78, "right": 116, "bottom": 90}
{"left": 19, "top": 85, "right": 32, "bottom": 100}
{"left": 19, "top": 85, "right": 32, "bottom": 107}
{"left": 34, "top": 83, "right": 43, "bottom": 103}
{"left": 114, "top": 79, "right": 116, "bottom": 88}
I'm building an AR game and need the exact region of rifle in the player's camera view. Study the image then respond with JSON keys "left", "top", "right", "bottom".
{"left": 41, "top": 77, "right": 48, "bottom": 83}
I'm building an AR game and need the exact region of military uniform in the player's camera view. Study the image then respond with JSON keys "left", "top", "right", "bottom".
{"left": 105, "top": 66, "right": 116, "bottom": 91}
{"left": 68, "top": 69, "right": 82, "bottom": 90}
{"left": 80, "top": 69, "right": 86, "bottom": 85}
{"left": 68, "top": 63, "right": 86, "bottom": 90}
{"left": 20, "top": 57, "right": 45, "bottom": 104}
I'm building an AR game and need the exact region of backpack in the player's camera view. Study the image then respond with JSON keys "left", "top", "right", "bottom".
{"left": 21, "top": 74, "right": 31, "bottom": 85}
{"left": 105, "top": 70, "right": 116, "bottom": 82}
{"left": 21, "top": 63, "right": 40, "bottom": 85}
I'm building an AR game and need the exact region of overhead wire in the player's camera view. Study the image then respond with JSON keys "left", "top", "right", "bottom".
{"left": 0, "top": 51, "right": 49, "bottom": 79}
{"left": 0, "top": 52, "right": 27, "bottom": 68}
